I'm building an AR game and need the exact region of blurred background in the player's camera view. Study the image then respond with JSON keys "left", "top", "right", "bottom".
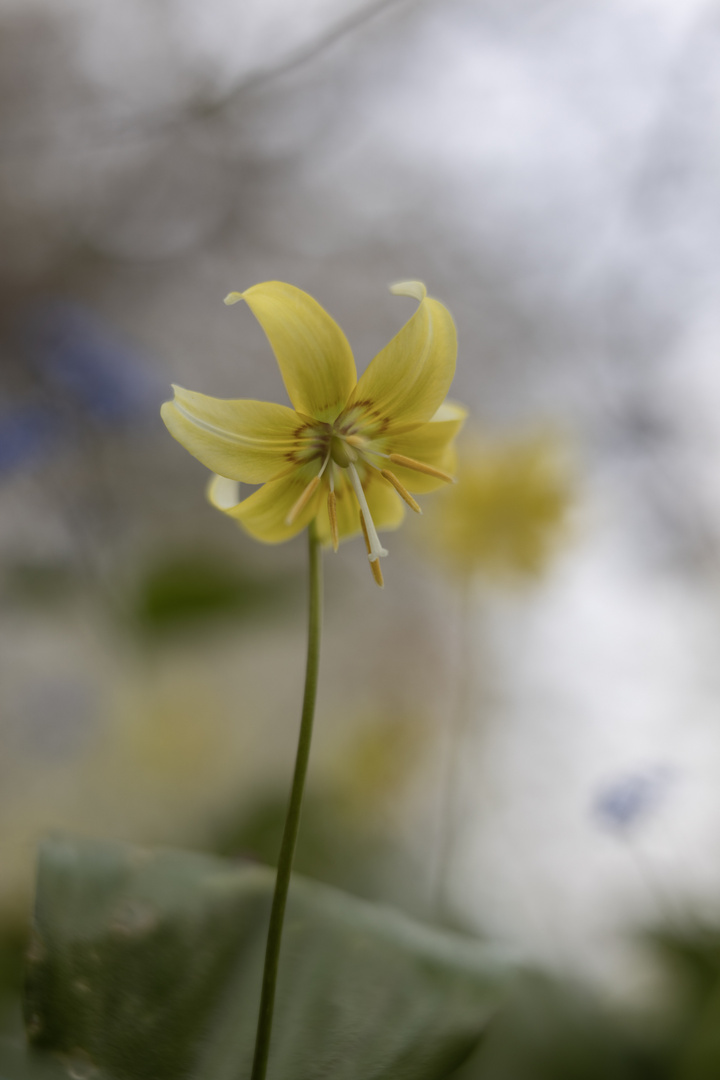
{"left": 3, "top": 0, "right": 720, "bottom": 1018}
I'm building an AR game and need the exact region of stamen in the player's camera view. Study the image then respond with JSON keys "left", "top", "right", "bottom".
{"left": 347, "top": 462, "right": 388, "bottom": 562}
{"left": 286, "top": 475, "right": 321, "bottom": 525}
{"left": 380, "top": 469, "right": 422, "bottom": 514}
{"left": 360, "top": 514, "right": 385, "bottom": 587}
{"left": 327, "top": 490, "right": 339, "bottom": 552}
{"left": 388, "top": 453, "right": 455, "bottom": 483}
{"left": 285, "top": 452, "right": 331, "bottom": 525}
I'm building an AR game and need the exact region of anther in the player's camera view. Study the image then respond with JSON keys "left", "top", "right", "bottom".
{"left": 286, "top": 475, "right": 321, "bottom": 525}
{"left": 388, "top": 454, "right": 455, "bottom": 483}
{"left": 381, "top": 469, "right": 422, "bottom": 513}
{"left": 327, "top": 490, "right": 339, "bottom": 552}
{"left": 360, "top": 515, "right": 384, "bottom": 587}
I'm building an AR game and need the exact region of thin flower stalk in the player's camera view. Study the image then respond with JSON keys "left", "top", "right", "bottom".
{"left": 250, "top": 524, "right": 323, "bottom": 1080}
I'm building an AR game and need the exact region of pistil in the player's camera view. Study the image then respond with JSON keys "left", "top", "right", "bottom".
{"left": 347, "top": 462, "right": 388, "bottom": 562}
{"left": 360, "top": 515, "right": 384, "bottom": 587}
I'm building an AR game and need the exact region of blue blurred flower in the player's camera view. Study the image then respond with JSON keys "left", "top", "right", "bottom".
{"left": 23, "top": 300, "right": 160, "bottom": 425}
{"left": 593, "top": 766, "right": 674, "bottom": 833}
{"left": 0, "top": 404, "right": 60, "bottom": 475}
{"left": 0, "top": 302, "right": 162, "bottom": 480}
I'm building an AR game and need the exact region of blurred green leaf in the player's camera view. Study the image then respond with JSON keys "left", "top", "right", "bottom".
{"left": 0, "top": 1036, "right": 78, "bottom": 1080}
{"left": 0, "top": 926, "right": 27, "bottom": 1012}
{"left": 649, "top": 925, "right": 720, "bottom": 1005}
{"left": 23, "top": 836, "right": 508, "bottom": 1080}
{"left": 449, "top": 974, "right": 659, "bottom": 1080}
{"left": 132, "top": 552, "right": 299, "bottom": 634}
{"left": 648, "top": 926, "right": 720, "bottom": 1080}
{"left": 679, "top": 981, "right": 720, "bottom": 1080}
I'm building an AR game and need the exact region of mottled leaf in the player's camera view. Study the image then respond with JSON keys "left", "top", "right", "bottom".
{"left": 24, "top": 836, "right": 509, "bottom": 1080}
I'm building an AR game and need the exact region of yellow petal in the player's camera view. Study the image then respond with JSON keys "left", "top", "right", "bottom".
{"left": 383, "top": 400, "right": 467, "bottom": 493}
{"left": 161, "top": 386, "right": 300, "bottom": 483}
{"left": 207, "top": 473, "right": 240, "bottom": 510}
{"left": 226, "top": 282, "right": 357, "bottom": 423}
{"left": 349, "top": 285, "right": 457, "bottom": 430}
{"left": 218, "top": 470, "right": 322, "bottom": 544}
{"left": 390, "top": 280, "right": 427, "bottom": 302}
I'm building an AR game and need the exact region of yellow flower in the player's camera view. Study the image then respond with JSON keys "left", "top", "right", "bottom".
{"left": 161, "top": 281, "right": 466, "bottom": 586}
{"left": 421, "top": 431, "right": 571, "bottom": 580}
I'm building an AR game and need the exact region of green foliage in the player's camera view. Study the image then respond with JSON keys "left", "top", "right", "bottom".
{"left": 0, "top": 928, "right": 27, "bottom": 1013}
{"left": 11, "top": 836, "right": 508, "bottom": 1080}
{"left": 15, "top": 840, "right": 720, "bottom": 1080}
{"left": 132, "top": 552, "right": 300, "bottom": 635}
{"left": 0, "top": 1037, "right": 71, "bottom": 1080}
{"left": 448, "top": 974, "right": 661, "bottom": 1080}
{"left": 648, "top": 925, "right": 720, "bottom": 1080}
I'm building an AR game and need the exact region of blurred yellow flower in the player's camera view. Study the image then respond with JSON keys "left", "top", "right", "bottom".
{"left": 422, "top": 431, "right": 571, "bottom": 580}
{"left": 336, "top": 709, "right": 425, "bottom": 817}
{"left": 162, "top": 281, "right": 465, "bottom": 585}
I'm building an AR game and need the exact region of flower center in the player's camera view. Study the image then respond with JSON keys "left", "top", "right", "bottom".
{"left": 325, "top": 425, "right": 387, "bottom": 566}
{"left": 329, "top": 433, "right": 358, "bottom": 469}
{"left": 290, "top": 413, "right": 454, "bottom": 586}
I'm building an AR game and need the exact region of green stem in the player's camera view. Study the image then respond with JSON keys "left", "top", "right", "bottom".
{"left": 250, "top": 524, "right": 323, "bottom": 1080}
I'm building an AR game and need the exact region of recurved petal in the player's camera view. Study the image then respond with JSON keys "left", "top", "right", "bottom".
{"left": 349, "top": 283, "right": 457, "bottom": 430}
{"left": 226, "top": 282, "right": 357, "bottom": 423}
{"left": 216, "top": 470, "right": 322, "bottom": 544}
{"left": 161, "top": 386, "right": 300, "bottom": 483}
{"left": 383, "top": 400, "right": 468, "bottom": 493}
{"left": 207, "top": 473, "right": 240, "bottom": 509}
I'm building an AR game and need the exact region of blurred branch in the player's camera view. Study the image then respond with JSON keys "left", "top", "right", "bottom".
{"left": 0, "top": 0, "right": 420, "bottom": 161}
{"left": 229, "top": 0, "right": 419, "bottom": 98}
